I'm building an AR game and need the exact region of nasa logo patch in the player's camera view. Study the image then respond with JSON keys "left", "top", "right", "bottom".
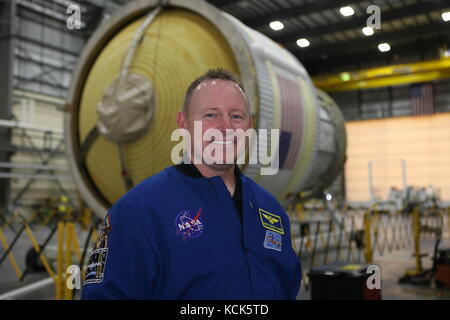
{"left": 263, "top": 230, "right": 282, "bottom": 252}
{"left": 84, "top": 213, "right": 112, "bottom": 284}
{"left": 175, "top": 207, "right": 204, "bottom": 241}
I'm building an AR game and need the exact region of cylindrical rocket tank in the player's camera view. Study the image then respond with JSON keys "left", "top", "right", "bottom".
{"left": 64, "top": 0, "right": 347, "bottom": 218}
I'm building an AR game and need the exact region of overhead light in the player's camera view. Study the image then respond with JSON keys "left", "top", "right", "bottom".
{"left": 269, "top": 21, "right": 284, "bottom": 31}
{"left": 362, "top": 26, "right": 374, "bottom": 36}
{"left": 340, "top": 6, "right": 355, "bottom": 16}
{"left": 378, "top": 43, "right": 390, "bottom": 52}
{"left": 296, "top": 38, "right": 310, "bottom": 48}
{"left": 442, "top": 11, "right": 450, "bottom": 22}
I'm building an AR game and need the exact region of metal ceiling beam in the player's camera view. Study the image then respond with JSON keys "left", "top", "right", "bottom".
{"left": 302, "top": 37, "right": 449, "bottom": 75}
{"left": 272, "top": 0, "right": 449, "bottom": 44}
{"left": 16, "top": 0, "right": 102, "bottom": 38}
{"left": 207, "top": 0, "right": 244, "bottom": 8}
{"left": 16, "top": 0, "right": 86, "bottom": 28}
{"left": 15, "top": 51, "right": 75, "bottom": 73}
{"left": 243, "top": 0, "right": 368, "bottom": 29}
{"left": 52, "top": 0, "right": 88, "bottom": 12}
{"left": 0, "top": 119, "right": 64, "bottom": 135}
{"left": 83, "top": 0, "right": 119, "bottom": 12}
{"left": 16, "top": 8, "right": 86, "bottom": 39}
{"left": 15, "top": 75, "right": 68, "bottom": 91}
{"left": 312, "top": 56, "right": 450, "bottom": 92}
{"left": 0, "top": 145, "right": 65, "bottom": 156}
{"left": 15, "top": 35, "right": 79, "bottom": 57}
{"left": 292, "top": 21, "right": 450, "bottom": 61}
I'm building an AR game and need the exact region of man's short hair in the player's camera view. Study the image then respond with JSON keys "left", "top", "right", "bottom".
{"left": 182, "top": 68, "right": 248, "bottom": 114}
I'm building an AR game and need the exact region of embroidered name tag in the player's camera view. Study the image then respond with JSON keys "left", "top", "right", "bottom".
{"left": 85, "top": 213, "right": 112, "bottom": 284}
{"left": 259, "top": 208, "right": 284, "bottom": 235}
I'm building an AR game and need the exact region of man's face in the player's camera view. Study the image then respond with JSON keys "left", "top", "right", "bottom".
{"left": 177, "top": 79, "right": 252, "bottom": 171}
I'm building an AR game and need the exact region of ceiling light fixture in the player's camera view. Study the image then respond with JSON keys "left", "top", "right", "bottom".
{"left": 269, "top": 21, "right": 284, "bottom": 31}
{"left": 362, "top": 26, "right": 374, "bottom": 36}
{"left": 378, "top": 43, "right": 391, "bottom": 52}
{"left": 296, "top": 38, "right": 310, "bottom": 48}
{"left": 442, "top": 11, "right": 450, "bottom": 21}
{"left": 340, "top": 6, "right": 355, "bottom": 17}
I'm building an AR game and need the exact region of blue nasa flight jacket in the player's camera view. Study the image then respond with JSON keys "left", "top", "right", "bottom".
{"left": 81, "top": 165, "right": 301, "bottom": 300}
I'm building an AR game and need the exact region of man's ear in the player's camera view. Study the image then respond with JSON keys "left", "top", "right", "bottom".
{"left": 176, "top": 111, "right": 188, "bottom": 129}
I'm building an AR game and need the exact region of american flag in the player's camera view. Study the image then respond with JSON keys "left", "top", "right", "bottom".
{"left": 276, "top": 75, "right": 303, "bottom": 170}
{"left": 410, "top": 82, "right": 434, "bottom": 116}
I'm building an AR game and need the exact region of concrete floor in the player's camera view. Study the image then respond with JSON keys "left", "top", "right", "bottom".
{"left": 297, "top": 237, "right": 450, "bottom": 300}
{"left": 1, "top": 227, "right": 449, "bottom": 300}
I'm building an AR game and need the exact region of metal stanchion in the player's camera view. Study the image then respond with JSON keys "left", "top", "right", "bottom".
{"left": 412, "top": 207, "right": 423, "bottom": 274}
{"left": 335, "top": 219, "right": 344, "bottom": 262}
{"left": 56, "top": 222, "right": 64, "bottom": 300}
{"left": 364, "top": 212, "right": 373, "bottom": 263}
{"left": 310, "top": 221, "right": 321, "bottom": 270}
{"left": 346, "top": 216, "right": 355, "bottom": 262}
{"left": 323, "top": 220, "right": 332, "bottom": 265}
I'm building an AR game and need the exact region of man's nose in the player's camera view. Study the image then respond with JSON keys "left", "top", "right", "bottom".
{"left": 217, "top": 115, "right": 233, "bottom": 132}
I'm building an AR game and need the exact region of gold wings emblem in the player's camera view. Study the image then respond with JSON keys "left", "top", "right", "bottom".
{"left": 263, "top": 213, "right": 279, "bottom": 225}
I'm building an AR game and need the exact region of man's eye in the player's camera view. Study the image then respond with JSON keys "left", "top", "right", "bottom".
{"left": 205, "top": 113, "right": 216, "bottom": 118}
{"left": 232, "top": 115, "right": 243, "bottom": 119}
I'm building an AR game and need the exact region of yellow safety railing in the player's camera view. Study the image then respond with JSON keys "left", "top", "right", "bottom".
{"left": 0, "top": 228, "right": 23, "bottom": 279}
{"left": 290, "top": 203, "right": 449, "bottom": 291}
{"left": 369, "top": 210, "right": 412, "bottom": 257}
{"left": 364, "top": 213, "right": 373, "bottom": 263}
{"left": 411, "top": 207, "right": 423, "bottom": 275}
{"left": 0, "top": 206, "right": 98, "bottom": 300}
{"left": 0, "top": 215, "right": 57, "bottom": 283}
{"left": 23, "top": 223, "right": 56, "bottom": 281}
{"left": 55, "top": 221, "right": 84, "bottom": 300}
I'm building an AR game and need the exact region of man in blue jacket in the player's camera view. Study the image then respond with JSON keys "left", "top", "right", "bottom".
{"left": 81, "top": 68, "right": 301, "bottom": 299}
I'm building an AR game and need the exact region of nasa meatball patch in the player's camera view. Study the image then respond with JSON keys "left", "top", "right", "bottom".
{"left": 175, "top": 207, "right": 204, "bottom": 241}
{"left": 84, "top": 213, "right": 112, "bottom": 284}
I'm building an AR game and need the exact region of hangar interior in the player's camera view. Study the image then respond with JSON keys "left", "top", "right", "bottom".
{"left": 0, "top": 0, "right": 450, "bottom": 300}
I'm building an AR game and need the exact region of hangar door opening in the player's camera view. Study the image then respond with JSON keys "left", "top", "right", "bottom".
{"left": 345, "top": 113, "right": 450, "bottom": 202}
